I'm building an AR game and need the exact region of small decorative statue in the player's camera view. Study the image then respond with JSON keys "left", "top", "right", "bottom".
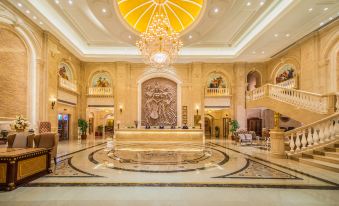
{"left": 145, "top": 123, "right": 151, "bottom": 129}
{"left": 134, "top": 120, "right": 138, "bottom": 128}
{"left": 182, "top": 123, "right": 188, "bottom": 129}
{"left": 171, "top": 124, "right": 176, "bottom": 129}
{"left": 159, "top": 123, "right": 164, "bottom": 129}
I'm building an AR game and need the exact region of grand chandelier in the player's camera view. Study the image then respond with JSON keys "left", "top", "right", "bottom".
{"left": 136, "top": 13, "right": 183, "bottom": 69}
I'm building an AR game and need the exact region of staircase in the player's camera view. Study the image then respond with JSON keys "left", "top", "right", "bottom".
{"left": 246, "top": 84, "right": 336, "bottom": 124}
{"left": 285, "top": 113, "right": 339, "bottom": 172}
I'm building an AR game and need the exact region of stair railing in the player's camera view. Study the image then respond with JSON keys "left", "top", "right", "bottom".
{"left": 285, "top": 113, "right": 339, "bottom": 155}
{"left": 246, "top": 84, "right": 335, "bottom": 114}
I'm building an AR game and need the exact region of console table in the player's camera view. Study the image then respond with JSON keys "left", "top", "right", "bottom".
{"left": 0, "top": 148, "right": 51, "bottom": 191}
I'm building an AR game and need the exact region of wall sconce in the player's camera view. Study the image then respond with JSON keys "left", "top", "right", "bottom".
{"left": 195, "top": 105, "right": 200, "bottom": 115}
{"left": 119, "top": 105, "right": 123, "bottom": 113}
{"left": 50, "top": 97, "right": 57, "bottom": 110}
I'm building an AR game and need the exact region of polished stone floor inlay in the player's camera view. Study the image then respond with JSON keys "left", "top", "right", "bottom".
{"left": 24, "top": 140, "right": 339, "bottom": 190}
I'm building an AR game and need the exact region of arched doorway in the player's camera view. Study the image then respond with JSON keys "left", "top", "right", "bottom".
{"left": 247, "top": 71, "right": 262, "bottom": 91}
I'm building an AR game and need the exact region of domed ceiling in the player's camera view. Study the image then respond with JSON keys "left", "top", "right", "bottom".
{"left": 116, "top": 0, "right": 204, "bottom": 33}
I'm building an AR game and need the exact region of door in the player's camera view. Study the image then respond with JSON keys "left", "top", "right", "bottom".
{"left": 247, "top": 117, "right": 262, "bottom": 136}
{"left": 58, "top": 114, "right": 70, "bottom": 141}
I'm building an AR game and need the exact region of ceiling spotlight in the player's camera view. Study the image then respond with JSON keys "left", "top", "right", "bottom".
{"left": 261, "top": 51, "right": 265, "bottom": 54}
{"left": 329, "top": 17, "right": 333, "bottom": 20}
{"left": 102, "top": 8, "right": 107, "bottom": 13}
{"left": 246, "top": 2, "right": 251, "bottom": 6}
{"left": 260, "top": 1, "right": 265, "bottom": 6}
{"left": 55, "top": 0, "right": 60, "bottom": 4}
{"left": 39, "top": 21, "right": 43, "bottom": 25}
{"left": 308, "top": 8, "right": 313, "bottom": 12}
{"left": 274, "top": 33, "right": 278, "bottom": 37}
{"left": 33, "top": 16, "right": 37, "bottom": 20}
{"left": 323, "top": 7, "right": 328, "bottom": 11}
{"left": 68, "top": 0, "right": 73, "bottom": 5}
{"left": 25, "top": 10, "right": 30, "bottom": 14}
{"left": 285, "top": 33, "right": 290, "bottom": 37}
{"left": 320, "top": 22, "right": 324, "bottom": 26}
{"left": 188, "top": 35, "right": 193, "bottom": 39}
{"left": 17, "top": 3, "right": 22, "bottom": 7}
{"left": 213, "top": 8, "right": 219, "bottom": 13}
{"left": 252, "top": 51, "right": 256, "bottom": 54}
{"left": 128, "top": 35, "right": 132, "bottom": 39}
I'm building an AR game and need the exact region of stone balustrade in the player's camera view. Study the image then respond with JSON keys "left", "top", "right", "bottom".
{"left": 88, "top": 87, "right": 113, "bottom": 96}
{"left": 276, "top": 78, "right": 297, "bottom": 89}
{"left": 246, "top": 84, "right": 334, "bottom": 114}
{"left": 286, "top": 113, "right": 339, "bottom": 155}
{"left": 59, "top": 77, "right": 77, "bottom": 93}
{"left": 205, "top": 87, "right": 231, "bottom": 96}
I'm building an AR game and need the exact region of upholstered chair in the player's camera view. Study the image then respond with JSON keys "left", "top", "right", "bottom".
{"left": 39, "top": 122, "right": 51, "bottom": 134}
{"left": 34, "top": 132, "right": 59, "bottom": 164}
{"left": 7, "top": 133, "right": 34, "bottom": 148}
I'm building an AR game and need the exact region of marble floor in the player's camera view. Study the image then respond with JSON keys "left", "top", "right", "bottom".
{"left": 0, "top": 138, "right": 338, "bottom": 205}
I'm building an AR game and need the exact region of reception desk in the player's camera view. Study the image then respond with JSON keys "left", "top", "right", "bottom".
{"left": 115, "top": 129, "right": 204, "bottom": 143}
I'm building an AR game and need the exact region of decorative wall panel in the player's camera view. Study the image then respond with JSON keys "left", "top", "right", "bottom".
{"left": 141, "top": 78, "right": 177, "bottom": 126}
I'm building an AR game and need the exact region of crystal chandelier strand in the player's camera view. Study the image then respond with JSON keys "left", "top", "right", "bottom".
{"left": 136, "top": 12, "right": 183, "bottom": 69}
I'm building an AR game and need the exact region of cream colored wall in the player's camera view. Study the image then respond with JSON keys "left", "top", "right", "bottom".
{"left": 266, "top": 20, "right": 339, "bottom": 94}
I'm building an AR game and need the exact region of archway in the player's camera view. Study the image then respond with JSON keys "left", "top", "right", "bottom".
{"left": 246, "top": 71, "right": 262, "bottom": 91}
{"left": 204, "top": 114, "right": 214, "bottom": 139}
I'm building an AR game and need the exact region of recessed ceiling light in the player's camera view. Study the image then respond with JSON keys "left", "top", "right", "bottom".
{"left": 55, "top": 0, "right": 60, "bottom": 4}
{"left": 68, "top": 0, "right": 73, "bottom": 5}
{"left": 329, "top": 17, "right": 333, "bottom": 20}
{"left": 308, "top": 8, "right": 313, "bottom": 12}
{"left": 323, "top": 7, "right": 328, "bottom": 11}
{"left": 246, "top": 2, "right": 251, "bottom": 6}
{"left": 39, "top": 21, "right": 43, "bottom": 25}
{"left": 274, "top": 33, "right": 278, "bottom": 37}
{"left": 102, "top": 8, "right": 107, "bottom": 13}
{"left": 213, "top": 8, "right": 219, "bottom": 13}
{"left": 33, "top": 16, "right": 37, "bottom": 20}
{"left": 17, "top": 3, "right": 22, "bottom": 7}
{"left": 285, "top": 33, "right": 290, "bottom": 37}
{"left": 128, "top": 35, "right": 132, "bottom": 39}
{"left": 320, "top": 22, "right": 324, "bottom": 26}
{"left": 252, "top": 51, "right": 256, "bottom": 54}
{"left": 261, "top": 51, "right": 265, "bottom": 54}
{"left": 25, "top": 10, "right": 30, "bottom": 14}
{"left": 188, "top": 35, "right": 193, "bottom": 39}
{"left": 260, "top": 1, "right": 265, "bottom": 6}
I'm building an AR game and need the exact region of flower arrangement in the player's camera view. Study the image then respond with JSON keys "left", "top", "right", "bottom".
{"left": 11, "top": 115, "right": 30, "bottom": 131}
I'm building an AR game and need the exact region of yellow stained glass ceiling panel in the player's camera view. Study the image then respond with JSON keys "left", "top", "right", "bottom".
{"left": 117, "top": 0, "right": 204, "bottom": 33}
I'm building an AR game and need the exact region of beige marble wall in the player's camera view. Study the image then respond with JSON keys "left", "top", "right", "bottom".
{"left": 0, "top": 25, "right": 28, "bottom": 119}
{"left": 266, "top": 20, "right": 339, "bottom": 94}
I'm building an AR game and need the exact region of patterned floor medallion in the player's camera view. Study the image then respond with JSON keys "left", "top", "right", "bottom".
{"left": 214, "top": 159, "right": 300, "bottom": 179}
{"left": 47, "top": 157, "right": 99, "bottom": 177}
{"left": 89, "top": 143, "right": 229, "bottom": 172}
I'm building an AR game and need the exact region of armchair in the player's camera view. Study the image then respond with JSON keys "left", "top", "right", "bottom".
{"left": 7, "top": 133, "right": 34, "bottom": 148}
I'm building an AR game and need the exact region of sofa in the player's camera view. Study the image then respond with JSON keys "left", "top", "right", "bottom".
{"left": 234, "top": 130, "right": 256, "bottom": 145}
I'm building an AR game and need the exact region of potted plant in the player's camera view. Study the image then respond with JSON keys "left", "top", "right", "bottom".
{"left": 230, "top": 120, "right": 240, "bottom": 139}
{"left": 78, "top": 119, "right": 88, "bottom": 139}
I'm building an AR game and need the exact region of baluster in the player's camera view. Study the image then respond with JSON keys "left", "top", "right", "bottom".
{"left": 295, "top": 132, "right": 301, "bottom": 151}
{"left": 329, "top": 119, "right": 335, "bottom": 140}
{"left": 289, "top": 133, "right": 295, "bottom": 152}
{"left": 313, "top": 127, "right": 319, "bottom": 145}
{"left": 301, "top": 130, "right": 307, "bottom": 149}
{"left": 307, "top": 128, "right": 313, "bottom": 147}
{"left": 319, "top": 124, "right": 325, "bottom": 143}
{"left": 324, "top": 121, "right": 330, "bottom": 141}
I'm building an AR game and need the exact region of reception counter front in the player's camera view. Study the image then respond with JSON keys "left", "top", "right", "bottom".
{"left": 115, "top": 129, "right": 204, "bottom": 143}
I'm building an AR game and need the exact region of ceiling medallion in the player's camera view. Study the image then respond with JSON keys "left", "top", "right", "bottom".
{"left": 136, "top": 12, "right": 183, "bottom": 69}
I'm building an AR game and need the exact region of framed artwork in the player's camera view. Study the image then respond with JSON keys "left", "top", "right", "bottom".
{"left": 92, "top": 72, "right": 112, "bottom": 87}
{"left": 58, "top": 63, "right": 73, "bottom": 81}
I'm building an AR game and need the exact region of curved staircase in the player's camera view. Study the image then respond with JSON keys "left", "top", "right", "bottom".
{"left": 246, "top": 84, "right": 339, "bottom": 172}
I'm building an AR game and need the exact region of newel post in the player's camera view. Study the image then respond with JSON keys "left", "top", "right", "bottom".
{"left": 270, "top": 112, "right": 286, "bottom": 158}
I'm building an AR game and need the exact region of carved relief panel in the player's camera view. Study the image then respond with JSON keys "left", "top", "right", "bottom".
{"left": 141, "top": 78, "right": 177, "bottom": 126}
